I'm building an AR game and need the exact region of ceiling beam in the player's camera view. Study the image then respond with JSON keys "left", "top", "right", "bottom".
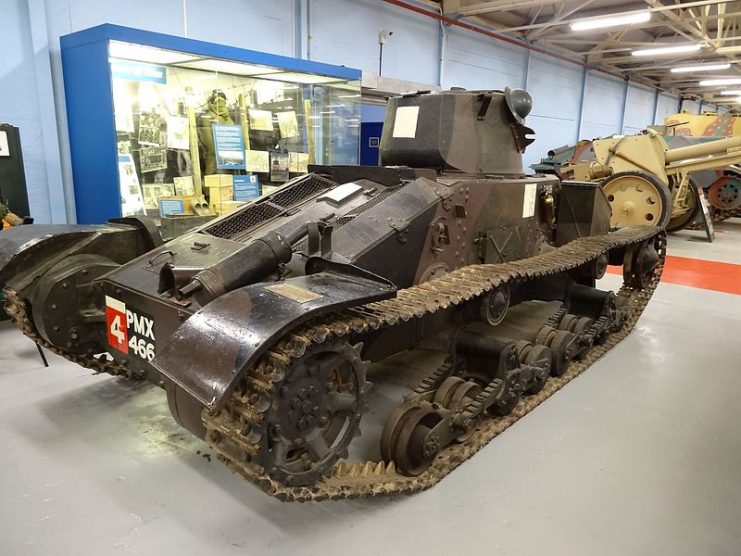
{"left": 452, "top": 0, "right": 733, "bottom": 18}
{"left": 481, "top": 1, "right": 734, "bottom": 35}
{"left": 527, "top": 0, "right": 595, "bottom": 40}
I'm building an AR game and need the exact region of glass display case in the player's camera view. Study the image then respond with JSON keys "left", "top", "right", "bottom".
{"left": 61, "top": 25, "right": 361, "bottom": 231}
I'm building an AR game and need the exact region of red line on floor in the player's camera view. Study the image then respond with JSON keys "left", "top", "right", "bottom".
{"left": 607, "top": 255, "right": 741, "bottom": 295}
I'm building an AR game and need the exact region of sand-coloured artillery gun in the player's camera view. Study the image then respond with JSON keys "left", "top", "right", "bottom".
{"left": 663, "top": 113, "right": 741, "bottom": 219}
{"left": 1, "top": 88, "right": 665, "bottom": 501}
{"left": 559, "top": 130, "right": 741, "bottom": 231}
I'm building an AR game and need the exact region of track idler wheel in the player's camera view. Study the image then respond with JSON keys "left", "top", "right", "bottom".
{"left": 433, "top": 377, "right": 481, "bottom": 441}
{"left": 623, "top": 235, "right": 662, "bottom": 290}
{"left": 535, "top": 325, "right": 578, "bottom": 377}
{"left": 380, "top": 403, "right": 444, "bottom": 476}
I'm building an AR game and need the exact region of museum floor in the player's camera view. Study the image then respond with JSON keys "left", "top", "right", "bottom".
{"left": 1, "top": 221, "right": 740, "bottom": 556}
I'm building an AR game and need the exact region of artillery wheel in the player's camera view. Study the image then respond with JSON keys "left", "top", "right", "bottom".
{"left": 433, "top": 377, "right": 482, "bottom": 442}
{"left": 263, "top": 341, "right": 366, "bottom": 487}
{"left": 666, "top": 180, "right": 701, "bottom": 232}
{"left": 601, "top": 171, "right": 672, "bottom": 228}
{"left": 381, "top": 403, "right": 443, "bottom": 476}
{"left": 708, "top": 176, "right": 741, "bottom": 210}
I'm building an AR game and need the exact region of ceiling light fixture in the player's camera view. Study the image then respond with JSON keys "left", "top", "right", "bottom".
{"left": 632, "top": 44, "right": 702, "bottom": 57}
{"left": 570, "top": 10, "right": 651, "bottom": 31}
{"left": 699, "top": 77, "right": 741, "bottom": 86}
{"left": 719, "top": 89, "right": 741, "bottom": 95}
{"left": 671, "top": 62, "right": 731, "bottom": 73}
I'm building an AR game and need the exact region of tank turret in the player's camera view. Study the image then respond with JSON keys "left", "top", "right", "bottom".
{"left": 380, "top": 88, "right": 534, "bottom": 175}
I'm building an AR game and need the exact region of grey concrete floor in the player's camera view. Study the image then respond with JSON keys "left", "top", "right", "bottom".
{"left": 1, "top": 223, "right": 741, "bottom": 556}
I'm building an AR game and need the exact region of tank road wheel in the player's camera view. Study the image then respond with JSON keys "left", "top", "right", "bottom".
{"left": 666, "top": 180, "right": 701, "bottom": 232}
{"left": 535, "top": 325, "right": 578, "bottom": 377}
{"left": 380, "top": 403, "right": 443, "bottom": 476}
{"left": 708, "top": 176, "right": 741, "bottom": 210}
{"left": 601, "top": 171, "right": 672, "bottom": 229}
{"left": 518, "top": 341, "right": 552, "bottom": 395}
{"left": 433, "top": 377, "right": 482, "bottom": 442}
{"left": 263, "top": 341, "right": 367, "bottom": 487}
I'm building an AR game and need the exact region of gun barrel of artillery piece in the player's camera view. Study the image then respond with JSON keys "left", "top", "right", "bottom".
{"left": 664, "top": 135, "right": 741, "bottom": 164}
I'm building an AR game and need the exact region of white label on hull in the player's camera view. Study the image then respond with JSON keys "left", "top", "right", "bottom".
{"left": 523, "top": 183, "right": 537, "bottom": 218}
{"left": 392, "top": 106, "right": 420, "bottom": 138}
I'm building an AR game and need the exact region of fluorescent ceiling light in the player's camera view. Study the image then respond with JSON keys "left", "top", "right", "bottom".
{"left": 632, "top": 44, "right": 702, "bottom": 57}
{"left": 570, "top": 10, "right": 650, "bottom": 31}
{"left": 671, "top": 62, "right": 731, "bottom": 73}
{"left": 699, "top": 77, "right": 741, "bottom": 86}
{"left": 719, "top": 89, "right": 741, "bottom": 95}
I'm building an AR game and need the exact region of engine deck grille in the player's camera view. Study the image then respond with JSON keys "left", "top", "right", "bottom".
{"left": 202, "top": 174, "right": 336, "bottom": 241}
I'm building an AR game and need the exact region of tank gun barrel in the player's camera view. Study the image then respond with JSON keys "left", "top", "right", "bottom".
{"left": 664, "top": 134, "right": 741, "bottom": 163}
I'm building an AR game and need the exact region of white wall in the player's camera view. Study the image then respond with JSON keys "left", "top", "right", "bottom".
{"left": 681, "top": 99, "right": 702, "bottom": 115}
{"left": 523, "top": 55, "right": 584, "bottom": 170}
{"left": 580, "top": 73, "right": 625, "bottom": 140}
{"left": 655, "top": 92, "right": 681, "bottom": 123}
{"left": 442, "top": 27, "right": 526, "bottom": 90}
{"left": 623, "top": 84, "right": 656, "bottom": 135}
{"left": 1, "top": 0, "right": 55, "bottom": 221}
{"left": 310, "top": 0, "right": 439, "bottom": 84}
{"left": 2, "top": 0, "right": 724, "bottom": 222}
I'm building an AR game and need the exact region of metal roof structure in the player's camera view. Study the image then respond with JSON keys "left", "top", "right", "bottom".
{"left": 434, "top": 0, "right": 741, "bottom": 105}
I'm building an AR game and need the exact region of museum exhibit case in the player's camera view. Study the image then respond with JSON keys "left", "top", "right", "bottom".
{"left": 60, "top": 24, "right": 362, "bottom": 231}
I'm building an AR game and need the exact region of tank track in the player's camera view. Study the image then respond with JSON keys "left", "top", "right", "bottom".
{"left": 3, "top": 290, "right": 135, "bottom": 379}
{"left": 711, "top": 206, "right": 741, "bottom": 223}
{"left": 3, "top": 226, "right": 665, "bottom": 501}
{"left": 201, "top": 225, "right": 666, "bottom": 501}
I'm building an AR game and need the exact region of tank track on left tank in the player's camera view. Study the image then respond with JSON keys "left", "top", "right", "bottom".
{"left": 4, "top": 225, "right": 665, "bottom": 502}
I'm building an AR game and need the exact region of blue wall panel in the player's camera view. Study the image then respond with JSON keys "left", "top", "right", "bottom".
{"left": 623, "top": 84, "right": 655, "bottom": 134}
{"left": 580, "top": 73, "right": 624, "bottom": 140}
{"left": 309, "top": 0, "right": 439, "bottom": 85}
{"left": 524, "top": 55, "right": 583, "bottom": 171}
{"left": 442, "top": 27, "right": 526, "bottom": 90}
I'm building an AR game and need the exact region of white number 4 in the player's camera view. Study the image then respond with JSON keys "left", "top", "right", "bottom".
{"left": 110, "top": 315, "right": 125, "bottom": 344}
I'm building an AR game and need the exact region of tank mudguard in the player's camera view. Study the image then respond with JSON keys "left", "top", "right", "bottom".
{"left": 1, "top": 219, "right": 162, "bottom": 292}
{"left": 0, "top": 225, "right": 97, "bottom": 285}
{"left": 156, "top": 272, "right": 395, "bottom": 436}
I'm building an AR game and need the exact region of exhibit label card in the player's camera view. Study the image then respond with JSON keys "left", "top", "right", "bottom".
{"left": 248, "top": 109, "right": 274, "bottom": 132}
{"left": 277, "top": 111, "right": 300, "bottom": 138}
{"left": 212, "top": 124, "right": 246, "bottom": 170}
{"left": 173, "top": 176, "right": 195, "bottom": 196}
{"left": 117, "top": 154, "right": 146, "bottom": 216}
{"left": 245, "top": 149, "right": 270, "bottom": 173}
{"left": 167, "top": 116, "right": 190, "bottom": 150}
